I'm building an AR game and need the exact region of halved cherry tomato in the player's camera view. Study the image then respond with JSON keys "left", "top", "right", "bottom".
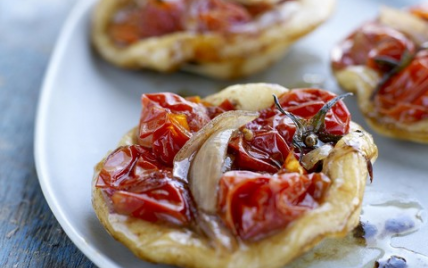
{"left": 108, "top": 0, "right": 184, "bottom": 45}
{"left": 229, "top": 89, "right": 350, "bottom": 173}
{"left": 204, "top": 99, "right": 236, "bottom": 119}
{"left": 375, "top": 51, "right": 428, "bottom": 123}
{"left": 138, "top": 93, "right": 210, "bottom": 166}
{"left": 331, "top": 23, "right": 415, "bottom": 73}
{"left": 111, "top": 176, "right": 192, "bottom": 226}
{"left": 218, "top": 170, "right": 331, "bottom": 241}
{"left": 96, "top": 145, "right": 193, "bottom": 225}
{"left": 184, "top": 0, "right": 251, "bottom": 32}
{"left": 97, "top": 145, "right": 163, "bottom": 189}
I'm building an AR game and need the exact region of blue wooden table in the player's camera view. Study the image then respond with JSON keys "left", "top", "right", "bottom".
{"left": 0, "top": 1, "right": 95, "bottom": 267}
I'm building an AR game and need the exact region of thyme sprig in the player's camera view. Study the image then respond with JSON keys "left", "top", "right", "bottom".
{"left": 370, "top": 43, "right": 428, "bottom": 100}
{"left": 370, "top": 49, "right": 414, "bottom": 100}
{"left": 273, "top": 93, "right": 352, "bottom": 160}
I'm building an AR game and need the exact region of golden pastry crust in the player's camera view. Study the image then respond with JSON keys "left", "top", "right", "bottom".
{"left": 91, "top": 0, "right": 335, "bottom": 79}
{"left": 92, "top": 83, "right": 377, "bottom": 268}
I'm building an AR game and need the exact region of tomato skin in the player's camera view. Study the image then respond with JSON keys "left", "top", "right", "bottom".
{"left": 229, "top": 129, "right": 291, "bottom": 173}
{"left": 204, "top": 99, "right": 236, "bottom": 119}
{"left": 109, "top": 0, "right": 184, "bottom": 45}
{"left": 218, "top": 170, "right": 331, "bottom": 241}
{"left": 137, "top": 0, "right": 184, "bottom": 38}
{"left": 229, "top": 89, "right": 350, "bottom": 173}
{"left": 375, "top": 51, "right": 428, "bottom": 123}
{"left": 185, "top": 0, "right": 251, "bottom": 32}
{"left": 96, "top": 145, "right": 163, "bottom": 189}
{"left": 331, "top": 23, "right": 415, "bottom": 73}
{"left": 111, "top": 176, "right": 193, "bottom": 226}
{"left": 96, "top": 145, "right": 193, "bottom": 225}
{"left": 138, "top": 93, "right": 210, "bottom": 166}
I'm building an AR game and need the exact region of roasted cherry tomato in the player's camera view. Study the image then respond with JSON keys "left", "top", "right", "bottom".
{"left": 138, "top": 93, "right": 210, "bottom": 166}
{"left": 229, "top": 88, "right": 351, "bottom": 173}
{"left": 217, "top": 170, "right": 331, "bottom": 241}
{"left": 108, "top": 0, "right": 184, "bottom": 45}
{"left": 203, "top": 99, "right": 236, "bottom": 119}
{"left": 184, "top": 0, "right": 251, "bottom": 32}
{"left": 375, "top": 51, "right": 428, "bottom": 123}
{"left": 96, "top": 145, "right": 193, "bottom": 225}
{"left": 97, "top": 145, "right": 164, "bottom": 189}
{"left": 331, "top": 23, "right": 415, "bottom": 73}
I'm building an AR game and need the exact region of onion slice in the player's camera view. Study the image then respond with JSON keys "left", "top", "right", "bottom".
{"left": 189, "top": 129, "right": 235, "bottom": 213}
{"left": 173, "top": 111, "right": 259, "bottom": 183}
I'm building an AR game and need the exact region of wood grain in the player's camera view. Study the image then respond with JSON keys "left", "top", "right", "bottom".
{"left": 0, "top": 1, "right": 95, "bottom": 267}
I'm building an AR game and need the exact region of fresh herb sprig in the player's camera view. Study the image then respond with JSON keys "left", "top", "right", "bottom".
{"left": 273, "top": 93, "right": 352, "bottom": 160}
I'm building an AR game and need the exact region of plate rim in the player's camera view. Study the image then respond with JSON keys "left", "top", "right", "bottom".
{"left": 33, "top": 0, "right": 119, "bottom": 267}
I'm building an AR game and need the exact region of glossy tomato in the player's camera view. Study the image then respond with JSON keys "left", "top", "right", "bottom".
{"left": 138, "top": 93, "right": 210, "bottom": 166}
{"left": 184, "top": 0, "right": 251, "bottom": 32}
{"left": 375, "top": 51, "right": 428, "bottom": 123}
{"left": 108, "top": 0, "right": 184, "bottom": 45}
{"left": 96, "top": 145, "right": 193, "bottom": 225}
{"left": 331, "top": 23, "right": 415, "bottom": 73}
{"left": 229, "top": 88, "right": 351, "bottom": 173}
{"left": 217, "top": 170, "right": 331, "bottom": 241}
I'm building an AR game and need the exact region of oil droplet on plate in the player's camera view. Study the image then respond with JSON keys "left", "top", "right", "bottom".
{"left": 287, "top": 190, "right": 428, "bottom": 268}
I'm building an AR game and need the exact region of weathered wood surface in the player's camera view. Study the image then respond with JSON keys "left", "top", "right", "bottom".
{"left": 0, "top": 1, "right": 95, "bottom": 267}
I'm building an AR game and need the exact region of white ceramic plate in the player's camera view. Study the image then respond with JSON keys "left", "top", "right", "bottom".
{"left": 34, "top": 0, "right": 427, "bottom": 267}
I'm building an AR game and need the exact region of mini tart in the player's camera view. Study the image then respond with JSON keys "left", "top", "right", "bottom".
{"left": 92, "top": 83, "right": 377, "bottom": 268}
{"left": 332, "top": 6, "right": 428, "bottom": 143}
{"left": 92, "top": 0, "right": 335, "bottom": 79}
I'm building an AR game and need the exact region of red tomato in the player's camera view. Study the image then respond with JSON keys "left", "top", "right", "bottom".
{"left": 111, "top": 176, "right": 192, "bottom": 226}
{"left": 217, "top": 170, "right": 331, "bottom": 240}
{"left": 185, "top": 0, "right": 251, "bottom": 32}
{"left": 138, "top": 93, "right": 210, "bottom": 166}
{"left": 331, "top": 23, "right": 415, "bottom": 73}
{"left": 96, "top": 145, "right": 193, "bottom": 225}
{"left": 96, "top": 145, "right": 163, "bottom": 189}
{"left": 109, "top": 0, "right": 184, "bottom": 45}
{"left": 229, "top": 89, "right": 350, "bottom": 173}
{"left": 375, "top": 51, "right": 428, "bottom": 123}
{"left": 137, "top": 0, "right": 184, "bottom": 37}
{"left": 229, "top": 128, "right": 291, "bottom": 173}
{"left": 204, "top": 99, "right": 236, "bottom": 119}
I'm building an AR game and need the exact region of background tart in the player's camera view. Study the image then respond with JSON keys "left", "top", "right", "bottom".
{"left": 92, "top": 0, "right": 335, "bottom": 79}
{"left": 331, "top": 5, "right": 428, "bottom": 143}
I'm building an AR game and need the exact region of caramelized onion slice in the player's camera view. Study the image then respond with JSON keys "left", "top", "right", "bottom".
{"left": 379, "top": 6, "right": 428, "bottom": 45}
{"left": 189, "top": 129, "right": 235, "bottom": 213}
{"left": 173, "top": 111, "right": 259, "bottom": 183}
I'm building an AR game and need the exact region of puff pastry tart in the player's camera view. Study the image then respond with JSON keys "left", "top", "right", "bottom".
{"left": 92, "top": 83, "right": 377, "bottom": 268}
{"left": 332, "top": 4, "right": 428, "bottom": 143}
{"left": 91, "top": 0, "right": 335, "bottom": 79}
